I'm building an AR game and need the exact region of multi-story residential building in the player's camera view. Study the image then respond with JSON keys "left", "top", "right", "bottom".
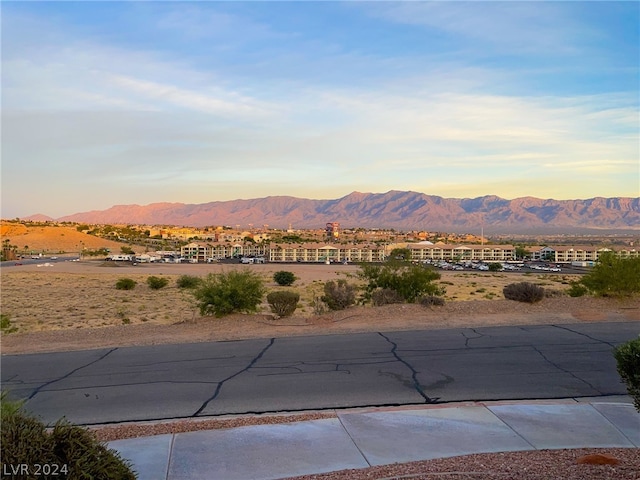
{"left": 406, "top": 243, "right": 515, "bottom": 262}
{"left": 181, "top": 242, "right": 268, "bottom": 261}
{"left": 266, "top": 243, "right": 386, "bottom": 263}
{"left": 532, "top": 245, "right": 639, "bottom": 263}
{"left": 181, "top": 240, "right": 636, "bottom": 264}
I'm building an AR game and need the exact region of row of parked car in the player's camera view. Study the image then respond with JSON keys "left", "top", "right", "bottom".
{"left": 423, "top": 260, "right": 563, "bottom": 272}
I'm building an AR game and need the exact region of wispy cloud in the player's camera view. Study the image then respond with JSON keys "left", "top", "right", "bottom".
{"left": 1, "top": 2, "right": 638, "bottom": 218}
{"left": 358, "top": 2, "right": 591, "bottom": 55}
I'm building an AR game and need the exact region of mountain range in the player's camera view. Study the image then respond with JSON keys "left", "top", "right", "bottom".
{"left": 29, "top": 191, "right": 640, "bottom": 234}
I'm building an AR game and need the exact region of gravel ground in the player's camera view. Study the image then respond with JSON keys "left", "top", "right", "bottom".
{"left": 91, "top": 413, "right": 639, "bottom": 480}
{"left": 283, "top": 448, "right": 640, "bottom": 479}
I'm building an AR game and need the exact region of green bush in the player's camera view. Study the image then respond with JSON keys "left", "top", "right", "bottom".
{"left": 267, "top": 291, "right": 300, "bottom": 317}
{"left": 273, "top": 271, "right": 296, "bottom": 286}
{"left": 1, "top": 396, "right": 136, "bottom": 479}
{"left": 115, "top": 278, "right": 136, "bottom": 290}
{"left": 567, "top": 281, "right": 589, "bottom": 297}
{"left": 191, "top": 269, "right": 265, "bottom": 317}
{"left": 176, "top": 274, "right": 201, "bottom": 289}
{"left": 503, "top": 282, "right": 545, "bottom": 303}
{"left": 371, "top": 288, "right": 404, "bottom": 306}
{"left": 488, "top": 263, "right": 503, "bottom": 272}
{"left": 419, "top": 295, "right": 446, "bottom": 306}
{"left": 579, "top": 253, "right": 640, "bottom": 297}
{"left": 1, "top": 313, "right": 17, "bottom": 334}
{"left": 613, "top": 337, "right": 640, "bottom": 412}
{"left": 359, "top": 262, "right": 443, "bottom": 304}
{"left": 146, "top": 275, "right": 169, "bottom": 290}
{"left": 322, "top": 279, "right": 357, "bottom": 311}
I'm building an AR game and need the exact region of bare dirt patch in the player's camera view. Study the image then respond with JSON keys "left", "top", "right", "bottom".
{"left": 1, "top": 223, "right": 124, "bottom": 254}
{"left": 1, "top": 261, "right": 638, "bottom": 355}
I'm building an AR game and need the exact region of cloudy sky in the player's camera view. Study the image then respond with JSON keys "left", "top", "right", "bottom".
{"left": 2, "top": 1, "right": 638, "bottom": 219}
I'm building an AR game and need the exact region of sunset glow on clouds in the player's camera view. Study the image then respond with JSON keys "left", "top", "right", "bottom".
{"left": 2, "top": 1, "right": 638, "bottom": 218}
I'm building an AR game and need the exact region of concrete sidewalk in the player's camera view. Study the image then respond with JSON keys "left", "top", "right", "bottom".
{"left": 108, "top": 397, "right": 640, "bottom": 480}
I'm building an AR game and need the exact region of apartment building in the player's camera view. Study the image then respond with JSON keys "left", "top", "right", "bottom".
{"left": 266, "top": 243, "right": 386, "bottom": 263}
{"left": 532, "top": 245, "right": 639, "bottom": 263}
{"left": 407, "top": 243, "right": 515, "bottom": 262}
{"left": 181, "top": 242, "right": 268, "bottom": 261}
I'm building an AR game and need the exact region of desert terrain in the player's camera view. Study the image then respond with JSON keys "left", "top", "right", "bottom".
{"left": 1, "top": 260, "right": 638, "bottom": 355}
{"left": 1, "top": 222, "right": 125, "bottom": 255}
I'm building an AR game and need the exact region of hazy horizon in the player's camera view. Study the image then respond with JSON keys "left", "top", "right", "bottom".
{"left": 11, "top": 190, "right": 640, "bottom": 221}
{"left": 2, "top": 2, "right": 638, "bottom": 219}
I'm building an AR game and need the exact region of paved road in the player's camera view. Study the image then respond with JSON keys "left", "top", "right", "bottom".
{"left": 2, "top": 322, "right": 638, "bottom": 425}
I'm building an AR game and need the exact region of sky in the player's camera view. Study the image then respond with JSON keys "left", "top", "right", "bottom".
{"left": 1, "top": 1, "right": 639, "bottom": 219}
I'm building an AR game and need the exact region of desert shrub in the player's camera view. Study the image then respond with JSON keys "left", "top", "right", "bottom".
{"left": 1, "top": 397, "right": 136, "bottom": 479}
{"left": 273, "top": 271, "right": 296, "bottom": 286}
{"left": 567, "top": 281, "right": 589, "bottom": 297}
{"left": 267, "top": 291, "right": 300, "bottom": 317}
{"left": 322, "top": 279, "right": 357, "bottom": 311}
{"left": 115, "top": 278, "right": 136, "bottom": 290}
{"left": 1, "top": 313, "right": 17, "bottom": 334}
{"left": 419, "top": 295, "right": 446, "bottom": 307}
{"left": 371, "top": 288, "right": 404, "bottom": 306}
{"left": 613, "top": 337, "right": 640, "bottom": 412}
{"left": 503, "top": 282, "right": 545, "bottom": 303}
{"left": 359, "top": 262, "right": 443, "bottom": 304}
{"left": 146, "top": 275, "right": 169, "bottom": 290}
{"left": 312, "top": 296, "right": 328, "bottom": 315}
{"left": 488, "top": 263, "right": 502, "bottom": 272}
{"left": 176, "top": 274, "right": 201, "bottom": 289}
{"left": 191, "top": 269, "right": 265, "bottom": 317}
{"left": 579, "top": 253, "right": 640, "bottom": 297}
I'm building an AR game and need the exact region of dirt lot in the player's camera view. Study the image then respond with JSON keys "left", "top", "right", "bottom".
{"left": 2, "top": 260, "right": 638, "bottom": 355}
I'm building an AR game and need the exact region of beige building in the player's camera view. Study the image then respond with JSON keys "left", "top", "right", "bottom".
{"left": 407, "top": 243, "right": 515, "bottom": 262}
{"left": 532, "top": 245, "right": 639, "bottom": 263}
{"left": 181, "top": 240, "right": 636, "bottom": 264}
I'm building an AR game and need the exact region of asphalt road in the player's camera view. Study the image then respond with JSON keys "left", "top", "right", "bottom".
{"left": 2, "top": 322, "right": 638, "bottom": 425}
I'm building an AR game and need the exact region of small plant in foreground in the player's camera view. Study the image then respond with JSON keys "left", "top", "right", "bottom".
{"left": 1, "top": 393, "right": 136, "bottom": 479}
{"left": 115, "top": 278, "right": 136, "bottom": 290}
{"left": 613, "top": 337, "right": 640, "bottom": 412}
{"left": 191, "top": 269, "right": 265, "bottom": 317}
{"left": 273, "top": 271, "right": 296, "bottom": 286}
{"left": 267, "top": 291, "right": 300, "bottom": 317}
{"left": 322, "top": 279, "right": 357, "bottom": 311}
{"left": 147, "top": 275, "right": 169, "bottom": 290}
{"left": 503, "top": 282, "right": 545, "bottom": 303}
{"left": 176, "top": 274, "right": 201, "bottom": 289}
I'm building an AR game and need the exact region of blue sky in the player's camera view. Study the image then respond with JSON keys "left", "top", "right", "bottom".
{"left": 2, "top": 1, "right": 639, "bottom": 219}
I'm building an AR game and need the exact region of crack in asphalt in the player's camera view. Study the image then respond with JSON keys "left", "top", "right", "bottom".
{"left": 461, "top": 328, "right": 485, "bottom": 347}
{"left": 252, "top": 358, "right": 397, "bottom": 377}
{"left": 529, "top": 345, "right": 603, "bottom": 395}
{"left": 378, "top": 332, "right": 437, "bottom": 404}
{"left": 552, "top": 324, "right": 619, "bottom": 348}
{"left": 26, "top": 348, "right": 118, "bottom": 401}
{"left": 192, "top": 338, "right": 275, "bottom": 417}
{"left": 127, "top": 355, "right": 238, "bottom": 367}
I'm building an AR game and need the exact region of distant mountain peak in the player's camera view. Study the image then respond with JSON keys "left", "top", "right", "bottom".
{"left": 43, "top": 190, "right": 640, "bottom": 234}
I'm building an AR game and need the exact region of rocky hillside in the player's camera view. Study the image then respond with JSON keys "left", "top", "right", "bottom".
{"left": 39, "top": 191, "right": 640, "bottom": 233}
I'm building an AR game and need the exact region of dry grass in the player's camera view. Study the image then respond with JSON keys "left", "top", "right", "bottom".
{"left": 1, "top": 262, "right": 585, "bottom": 334}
